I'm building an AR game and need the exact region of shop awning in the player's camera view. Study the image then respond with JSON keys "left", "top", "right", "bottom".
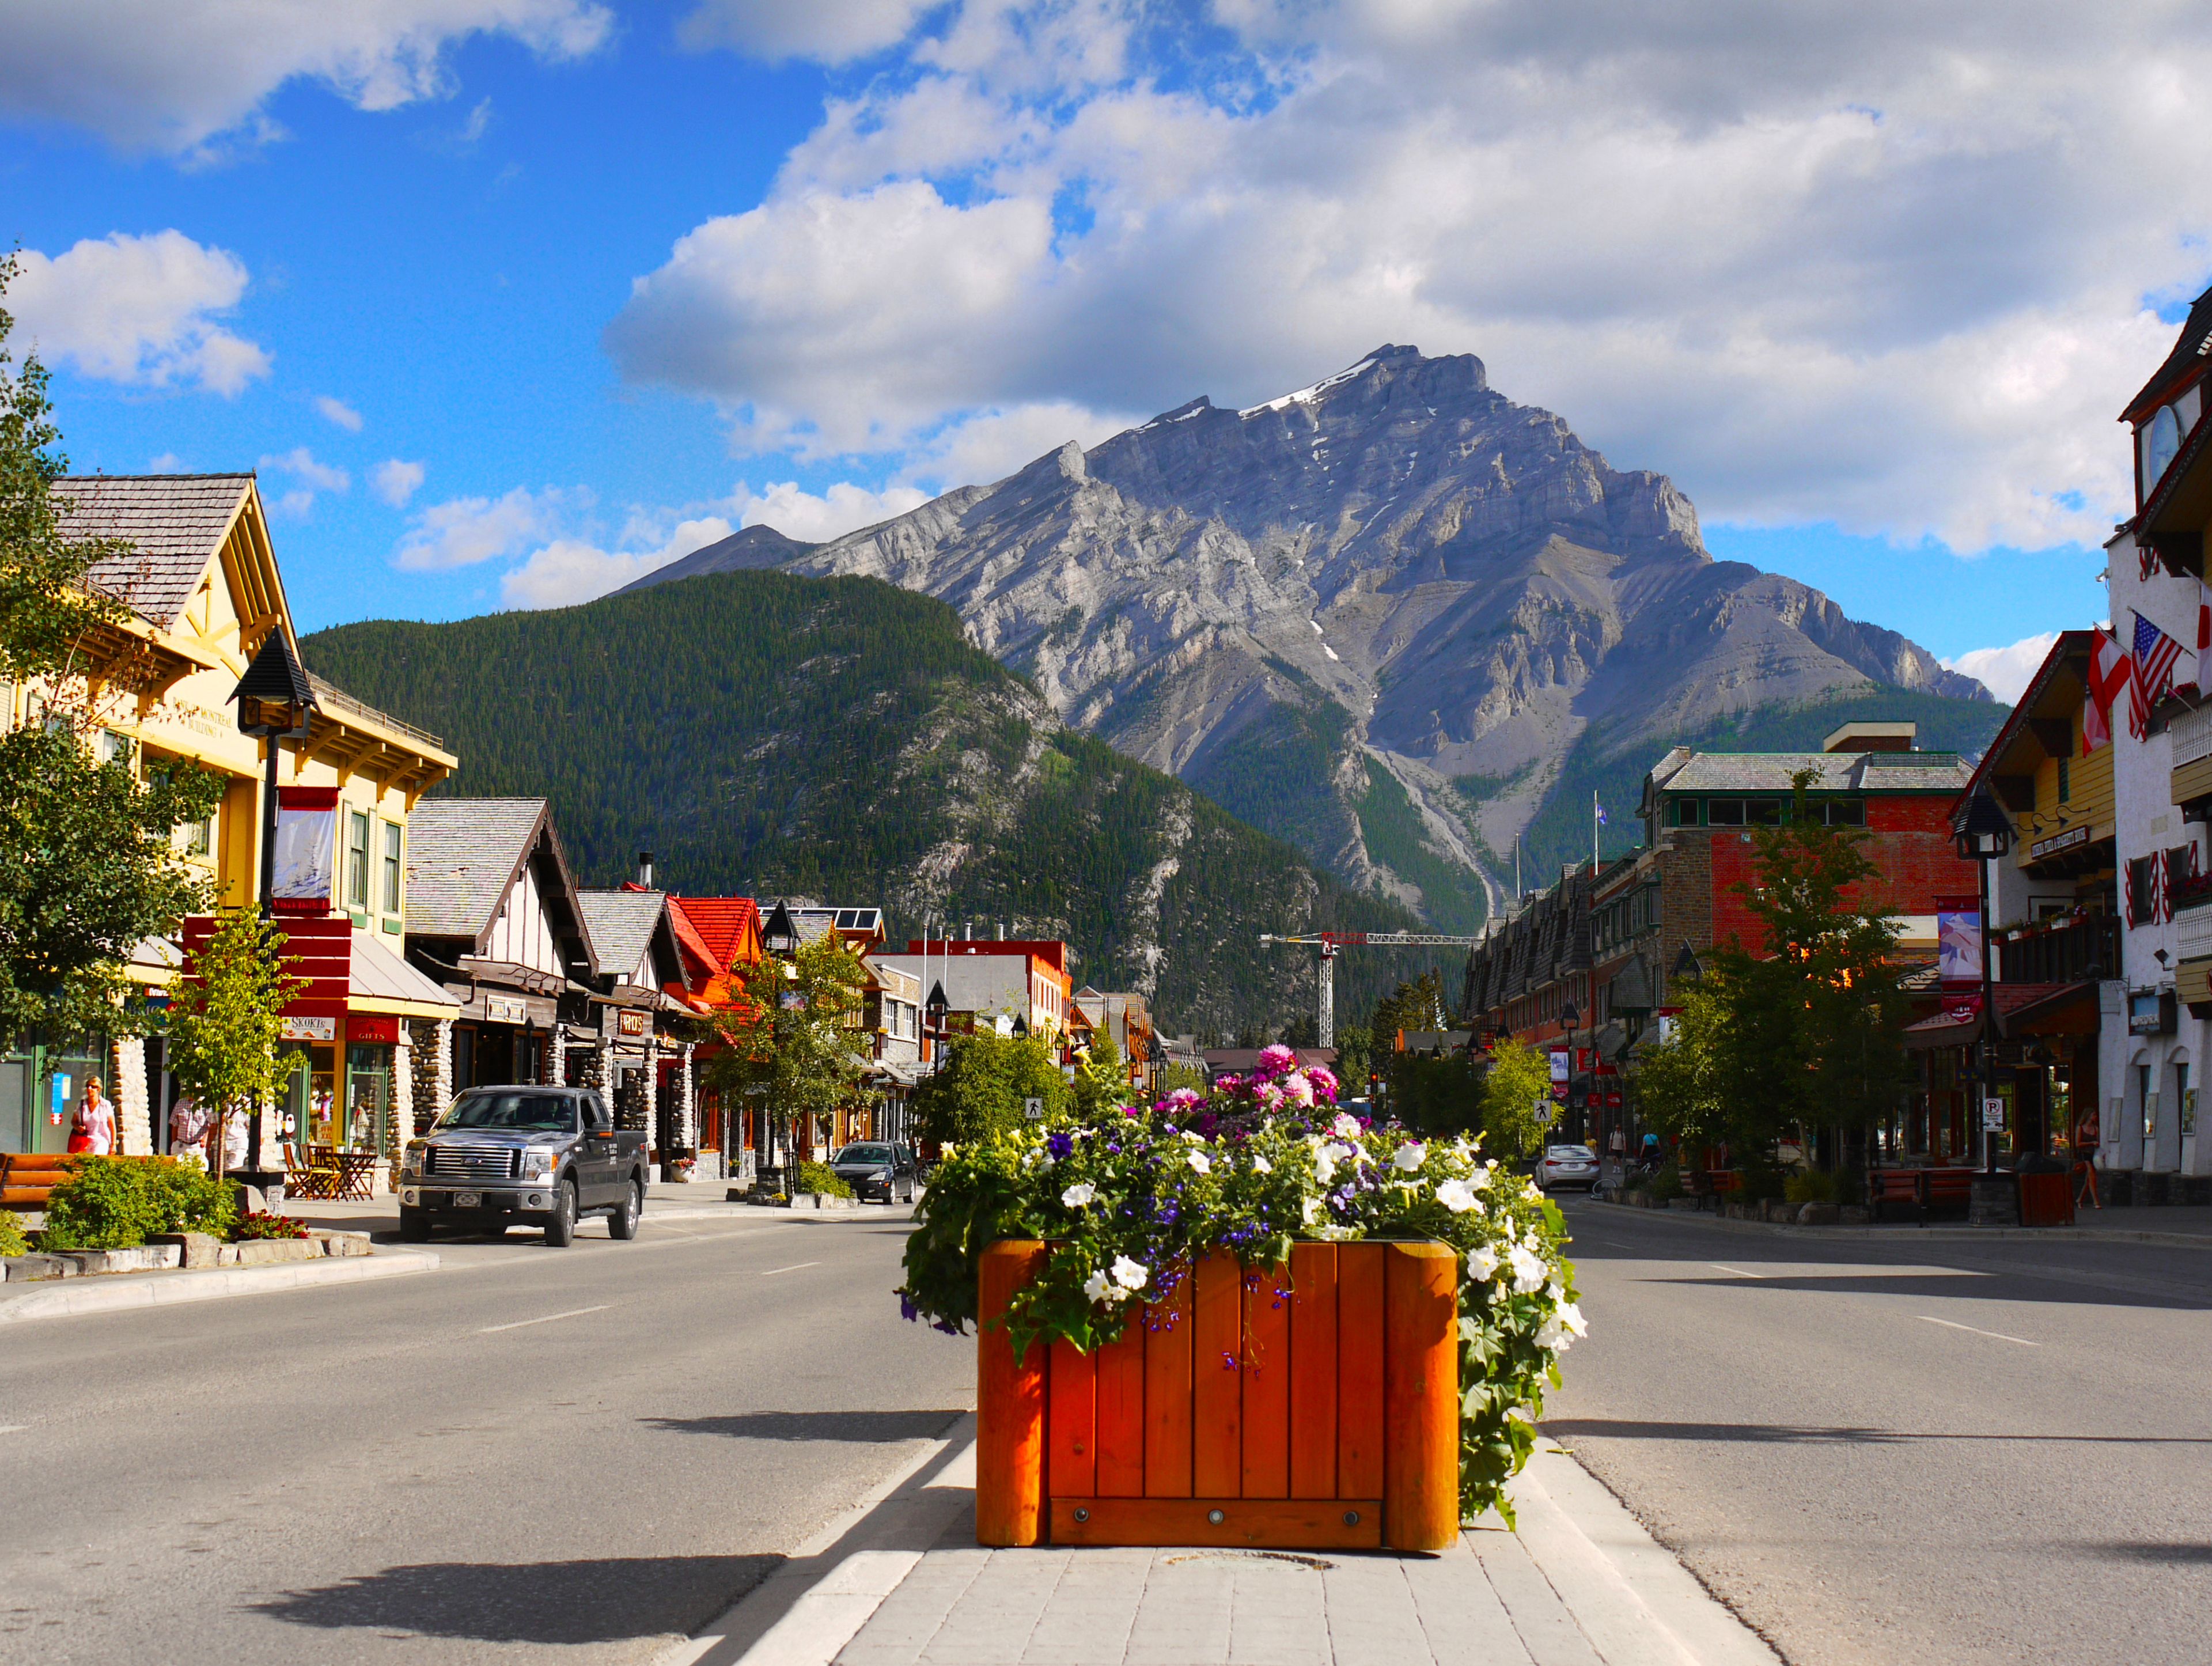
{"left": 350, "top": 932, "right": 463, "bottom": 1019}
{"left": 1901, "top": 982, "right": 2093, "bottom": 1051}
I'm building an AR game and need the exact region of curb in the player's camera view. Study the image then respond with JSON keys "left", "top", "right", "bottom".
{"left": 0, "top": 1248, "right": 440, "bottom": 1323}
{"left": 1585, "top": 1198, "right": 2212, "bottom": 1250}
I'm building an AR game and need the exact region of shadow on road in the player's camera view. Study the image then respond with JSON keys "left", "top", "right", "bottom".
{"left": 250, "top": 1553, "right": 782, "bottom": 1644}
{"left": 2094, "top": 1542, "right": 2212, "bottom": 1563}
{"left": 643, "top": 1408, "right": 968, "bottom": 1443}
{"left": 1547, "top": 1417, "right": 2212, "bottom": 1448}
{"left": 1642, "top": 1271, "right": 2211, "bottom": 1310}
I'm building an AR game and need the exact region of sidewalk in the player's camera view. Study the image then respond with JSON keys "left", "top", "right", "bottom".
{"left": 664, "top": 1420, "right": 1778, "bottom": 1666}
{"left": 1593, "top": 1197, "right": 2212, "bottom": 1248}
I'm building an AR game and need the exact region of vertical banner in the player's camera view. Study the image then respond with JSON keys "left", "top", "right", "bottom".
{"left": 271, "top": 785, "right": 340, "bottom": 912}
{"left": 1937, "top": 907, "right": 1982, "bottom": 987}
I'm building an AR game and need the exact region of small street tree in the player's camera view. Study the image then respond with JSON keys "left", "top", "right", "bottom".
{"left": 0, "top": 255, "right": 223, "bottom": 1046}
{"left": 1070, "top": 1027, "right": 1126, "bottom": 1116}
{"left": 911, "top": 1032, "right": 1069, "bottom": 1147}
{"left": 706, "top": 932, "right": 872, "bottom": 1184}
{"left": 1477, "top": 1037, "right": 1551, "bottom": 1163}
{"left": 164, "top": 912, "right": 305, "bottom": 1182}
{"left": 1633, "top": 979, "right": 1734, "bottom": 1152}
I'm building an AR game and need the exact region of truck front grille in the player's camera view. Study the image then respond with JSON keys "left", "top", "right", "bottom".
{"left": 428, "top": 1144, "right": 519, "bottom": 1180}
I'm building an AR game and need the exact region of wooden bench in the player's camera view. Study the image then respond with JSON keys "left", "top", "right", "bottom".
{"left": 1685, "top": 1169, "right": 1741, "bottom": 1211}
{"left": 1869, "top": 1166, "right": 1975, "bottom": 1225}
{"left": 0, "top": 1152, "right": 84, "bottom": 1212}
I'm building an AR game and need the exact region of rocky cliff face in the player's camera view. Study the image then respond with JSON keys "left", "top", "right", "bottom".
{"left": 632, "top": 345, "right": 1987, "bottom": 925}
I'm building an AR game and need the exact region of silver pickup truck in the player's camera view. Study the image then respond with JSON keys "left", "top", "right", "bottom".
{"left": 397, "top": 1085, "right": 649, "bottom": 1247}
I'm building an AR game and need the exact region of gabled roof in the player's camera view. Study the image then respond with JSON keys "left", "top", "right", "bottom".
{"left": 55, "top": 474, "right": 257, "bottom": 630}
{"left": 404, "top": 798, "right": 553, "bottom": 942}
{"left": 669, "top": 896, "right": 759, "bottom": 976}
{"left": 1950, "top": 630, "right": 2094, "bottom": 830}
{"left": 2124, "top": 285, "right": 2212, "bottom": 424}
{"left": 579, "top": 889, "right": 673, "bottom": 985}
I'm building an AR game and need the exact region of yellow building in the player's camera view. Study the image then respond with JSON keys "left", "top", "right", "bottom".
{"left": 2, "top": 474, "right": 459, "bottom": 1182}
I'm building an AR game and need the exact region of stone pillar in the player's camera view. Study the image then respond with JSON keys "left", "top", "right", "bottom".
{"left": 390, "top": 1032, "right": 414, "bottom": 1156}
{"left": 644, "top": 1031, "right": 661, "bottom": 1156}
{"left": 409, "top": 1018, "right": 452, "bottom": 1132}
{"left": 678, "top": 1042, "right": 695, "bottom": 1149}
{"left": 115, "top": 1034, "right": 151, "bottom": 1155}
{"left": 552, "top": 1024, "right": 569, "bottom": 1088}
{"left": 579, "top": 1035, "right": 606, "bottom": 1092}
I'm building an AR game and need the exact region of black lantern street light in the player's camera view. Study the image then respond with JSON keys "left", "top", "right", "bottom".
{"left": 760, "top": 902, "right": 801, "bottom": 1190}
{"left": 226, "top": 631, "right": 317, "bottom": 1183}
{"left": 1955, "top": 790, "right": 2014, "bottom": 1176}
{"left": 1558, "top": 998, "right": 1581, "bottom": 1144}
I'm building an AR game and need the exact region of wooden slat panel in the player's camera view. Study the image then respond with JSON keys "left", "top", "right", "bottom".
{"left": 1287, "top": 1243, "right": 1338, "bottom": 1500}
{"left": 1050, "top": 1497, "right": 1381, "bottom": 1550}
{"left": 1336, "top": 1243, "right": 1386, "bottom": 1500}
{"left": 976, "top": 1241, "right": 1049, "bottom": 1547}
{"left": 1094, "top": 1317, "right": 1147, "bottom": 1498}
{"left": 1241, "top": 1259, "right": 1291, "bottom": 1498}
{"left": 1382, "top": 1243, "right": 1460, "bottom": 1552}
{"left": 1191, "top": 1255, "right": 1243, "bottom": 1497}
{"left": 1143, "top": 1278, "right": 1194, "bottom": 1498}
{"left": 1047, "top": 1337, "right": 1097, "bottom": 1502}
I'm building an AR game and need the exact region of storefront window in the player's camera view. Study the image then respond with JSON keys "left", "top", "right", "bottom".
{"left": 346, "top": 1044, "right": 392, "bottom": 1152}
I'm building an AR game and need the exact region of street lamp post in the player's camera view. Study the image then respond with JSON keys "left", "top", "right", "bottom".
{"left": 227, "top": 631, "right": 318, "bottom": 1182}
{"left": 762, "top": 903, "right": 800, "bottom": 1190}
{"left": 1955, "top": 791, "right": 2014, "bottom": 1183}
{"left": 1558, "top": 998, "right": 1581, "bottom": 1145}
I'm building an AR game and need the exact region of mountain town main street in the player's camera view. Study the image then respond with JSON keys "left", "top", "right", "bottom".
{"left": 0, "top": 1208, "right": 969, "bottom": 1665}
{"left": 1552, "top": 1202, "right": 2212, "bottom": 1666}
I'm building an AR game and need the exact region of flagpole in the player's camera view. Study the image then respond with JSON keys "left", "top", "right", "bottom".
{"left": 1592, "top": 789, "right": 1599, "bottom": 876}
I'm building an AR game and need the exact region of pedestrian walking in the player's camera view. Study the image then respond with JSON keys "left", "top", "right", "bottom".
{"left": 69, "top": 1076, "right": 116, "bottom": 1156}
{"left": 169, "top": 1094, "right": 211, "bottom": 1168}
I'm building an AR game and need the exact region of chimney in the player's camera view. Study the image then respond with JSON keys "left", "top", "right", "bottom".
{"left": 998, "top": 921, "right": 1006, "bottom": 940}
{"left": 1822, "top": 721, "right": 1916, "bottom": 754}
{"left": 636, "top": 850, "right": 655, "bottom": 888}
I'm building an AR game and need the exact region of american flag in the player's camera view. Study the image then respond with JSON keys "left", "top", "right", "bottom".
{"left": 2131, "top": 611, "right": 2185, "bottom": 735}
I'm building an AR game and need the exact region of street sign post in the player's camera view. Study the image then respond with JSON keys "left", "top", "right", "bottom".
{"left": 1023, "top": 1097, "right": 1045, "bottom": 1121}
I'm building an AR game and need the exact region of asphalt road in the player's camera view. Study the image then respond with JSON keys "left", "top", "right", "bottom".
{"left": 1548, "top": 1200, "right": 2212, "bottom": 1666}
{"left": 0, "top": 1205, "right": 972, "bottom": 1665}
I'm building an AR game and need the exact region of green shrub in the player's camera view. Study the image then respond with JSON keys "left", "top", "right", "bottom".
{"left": 1647, "top": 1161, "right": 1682, "bottom": 1200}
{"left": 1783, "top": 1169, "right": 1837, "bottom": 1205}
{"left": 40, "top": 1157, "right": 236, "bottom": 1250}
{"left": 797, "top": 1160, "right": 853, "bottom": 1199}
{"left": 230, "top": 1210, "right": 308, "bottom": 1241}
{"left": 0, "top": 1210, "right": 26, "bottom": 1258}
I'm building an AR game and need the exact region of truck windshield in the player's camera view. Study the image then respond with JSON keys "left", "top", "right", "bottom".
{"left": 441, "top": 1092, "right": 578, "bottom": 1133}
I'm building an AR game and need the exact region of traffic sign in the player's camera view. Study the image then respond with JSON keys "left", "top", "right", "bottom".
{"left": 1024, "top": 1097, "right": 1046, "bottom": 1121}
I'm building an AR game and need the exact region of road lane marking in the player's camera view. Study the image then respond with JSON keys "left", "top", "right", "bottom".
{"left": 1710, "top": 1264, "right": 1763, "bottom": 1279}
{"left": 0, "top": 1425, "right": 26, "bottom": 1435}
{"left": 762, "top": 1262, "right": 820, "bottom": 1276}
{"left": 478, "top": 1304, "right": 611, "bottom": 1333}
{"left": 1919, "top": 1315, "right": 2038, "bottom": 1346}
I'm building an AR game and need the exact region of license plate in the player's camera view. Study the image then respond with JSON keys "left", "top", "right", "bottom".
{"left": 454, "top": 1191, "right": 480, "bottom": 1208}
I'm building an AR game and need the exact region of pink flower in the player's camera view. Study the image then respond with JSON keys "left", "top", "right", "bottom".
{"left": 1256, "top": 1043, "right": 1298, "bottom": 1076}
{"left": 1307, "top": 1066, "right": 1340, "bottom": 1101}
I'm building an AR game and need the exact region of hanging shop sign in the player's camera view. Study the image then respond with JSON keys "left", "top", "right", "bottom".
{"left": 349, "top": 1014, "right": 400, "bottom": 1046}
{"left": 281, "top": 1015, "right": 336, "bottom": 1042}
{"left": 270, "top": 786, "right": 340, "bottom": 915}
{"left": 484, "top": 995, "right": 528, "bottom": 1024}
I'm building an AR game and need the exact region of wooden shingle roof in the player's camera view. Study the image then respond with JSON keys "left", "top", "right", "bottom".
{"left": 54, "top": 473, "right": 253, "bottom": 629}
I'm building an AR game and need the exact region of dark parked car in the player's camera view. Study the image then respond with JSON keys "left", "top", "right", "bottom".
{"left": 829, "top": 1141, "right": 919, "bottom": 1203}
{"left": 397, "top": 1086, "right": 648, "bottom": 1246}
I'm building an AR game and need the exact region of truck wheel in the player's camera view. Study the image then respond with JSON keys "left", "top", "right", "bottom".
{"left": 608, "top": 1177, "right": 642, "bottom": 1240}
{"left": 544, "top": 1179, "right": 578, "bottom": 1247}
{"left": 399, "top": 1206, "right": 433, "bottom": 1243}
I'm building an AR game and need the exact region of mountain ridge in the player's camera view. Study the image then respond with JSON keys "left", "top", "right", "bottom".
{"left": 629, "top": 344, "right": 1992, "bottom": 925}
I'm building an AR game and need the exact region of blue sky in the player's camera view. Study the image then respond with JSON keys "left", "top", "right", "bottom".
{"left": 6, "top": 1, "right": 2207, "bottom": 699}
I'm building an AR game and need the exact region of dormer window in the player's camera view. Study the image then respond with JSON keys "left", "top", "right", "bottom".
{"left": 2140, "top": 384, "right": 2203, "bottom": 502}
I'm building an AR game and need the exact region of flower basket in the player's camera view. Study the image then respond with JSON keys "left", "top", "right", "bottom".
{"left": 977, "top": 1239, "right": 1459, "bottom": 1551}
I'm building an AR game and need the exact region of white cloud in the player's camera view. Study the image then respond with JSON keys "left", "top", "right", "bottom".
{"left": 677, "top": 0, "right": 931, "bottom": 64}
{"left": 499, "top": 514, "right": 734, "bottom": 609}
{"left": 261, "top": 446, "right": 351, "bottom": 494}
{"left": 0, "top": 0, "right": 614, "bottom": 155}
{"left": 1942, "top": 634, "right": 2058, "bottom": 705}
{"left": 6, "top": 230, "right": 270, "bottom": 394}
{"left": 609, "top": 1, "right": 2212, "bottom": 554}
{"left": 372, "top": 458, "right": 427, "bottom": 507}
{"left": 315, "top": 394, "right": 363, "bottom": 431}
{"left": 148, "top": 452, "right": 185, "bottom": 472}
{"left": 730, "top": 479, "right": 931, "bottom": 542}
{"left": 396, "top": 485, "right": 567, "bottom": 570}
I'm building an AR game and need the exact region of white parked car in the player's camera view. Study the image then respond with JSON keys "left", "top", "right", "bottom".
{"left": 1537, "top": 1144, "right": 1599, "bottom": 1191}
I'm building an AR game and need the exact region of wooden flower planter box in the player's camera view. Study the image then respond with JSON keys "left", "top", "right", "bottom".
{"left": 976, "top": 1239, "right": 1459, "bottom": 1553}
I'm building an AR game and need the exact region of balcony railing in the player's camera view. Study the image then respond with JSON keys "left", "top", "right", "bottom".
{"left": 1996, "top": 914, "right": 2117, "bottom": 985}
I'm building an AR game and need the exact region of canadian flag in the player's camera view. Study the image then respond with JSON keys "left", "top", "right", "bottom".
{"left": 2084, "top": 630, "right": 2131, "bottom": 753}
{"left": 2199, "top": 577, "right": 2212, "bottom": 656}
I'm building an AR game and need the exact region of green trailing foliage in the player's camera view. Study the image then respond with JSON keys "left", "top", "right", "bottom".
{"left": 298, "top": 571, "right": 1425, "bottom": 1037}
{"left": 0, "top": 1210, "right": 25, "bottom": 1258}
{"left": 40, "top": 1156, "right": 235, "bottom": 1250}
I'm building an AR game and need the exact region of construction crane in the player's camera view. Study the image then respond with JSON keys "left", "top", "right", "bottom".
{"left": 1257, "top": 930, "right": 1487, "bottom": 1049}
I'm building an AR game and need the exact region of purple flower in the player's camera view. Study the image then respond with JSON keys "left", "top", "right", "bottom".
{"left": 1047, "top": 1131, "right": 1074, "bottom": 1160}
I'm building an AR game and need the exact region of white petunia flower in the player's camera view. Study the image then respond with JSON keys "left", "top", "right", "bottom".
{"left": 1536, "top": 1304, "right": 1588, "bottom": 1353}
{"left": 1434, "top": 1179, "right": 1478, "bottom": 1213}
{"left": 1061, "top": 1182, "right": 1097, "bottom": 1208}
{"left": 1181, "top": 1130, "right": 1206, "bottom": 1144}
{"left": 1508, "top": 1245, "right": 1548, "bottom": 1295}
{"left": 1187, "top": 1150, "right": 1212, "bottom": 1175}
{"left": 1302, "top": 1195, "right": 1323, "bottom": 1226}
{"left": 1083, "top": 1269, "right": 1111, "bottom": 1303}
{"left": 1467, "top": 1244, "right": 1501, "bottom": 1281}
{"left": 1392, "top": 1141, "right": 1426, "bottom": 1172}
{"left": 1312, "top": 1143, "right": 1339, "bottom": 1186}
{"left": 1111, "top": 1255, "right": 1149, "bottom": 1292}
{"left": 1331, "top": 1112, "right": 1362, "bottom": 1138}
{"left": 1251, "top": 1154, "right": 1272, "bottom": 1173}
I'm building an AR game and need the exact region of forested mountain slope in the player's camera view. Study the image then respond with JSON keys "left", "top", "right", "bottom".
{"left": 303, "top": 570, "right": 1445, "bottom": 1037}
